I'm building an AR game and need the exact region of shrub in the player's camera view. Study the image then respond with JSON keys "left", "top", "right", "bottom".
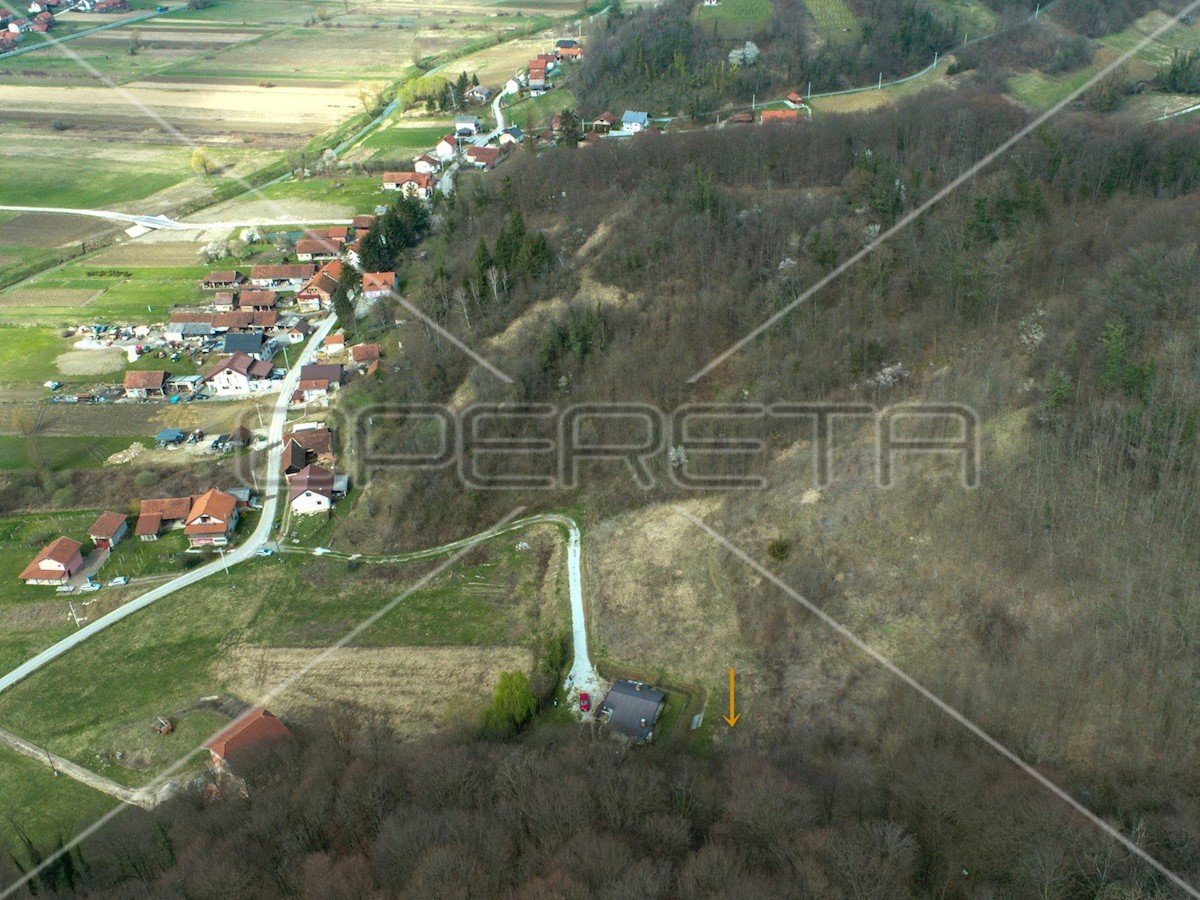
{"left": 767, "top": 538, "right": 791, "bottom": 561}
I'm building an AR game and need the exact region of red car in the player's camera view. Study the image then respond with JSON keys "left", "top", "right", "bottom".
{"left": 579, "top": 692, "right": 590, "bottom": 713}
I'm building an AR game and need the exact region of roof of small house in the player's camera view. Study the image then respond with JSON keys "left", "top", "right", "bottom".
{"left": 204, "top": 708, "right": 291, "bottom": 766}
{"left": 351, "top": 343, "right": 380, "bottom": 364}
{"left": 282, "top": 426, "right": 332, "bottom": 456}
{"left": 599, "top": 680, "right": 665, "bottom": 742}
{"left": 206, "top": 351, "right": 273, "bottom": 380}
{"left": 88, "top": 511, "right": 127, "bottom": 540}
{"left": 203, "top": 271, "right": 244, "bottom": 285}
{"left": 595, "top": 111, "right": 618, "bottom": 125}
{"left": 19, "top": 537, "right": 81, "bottom": 580}
{"left": 282, "top": 438, "right": 307, "bottom": 474}
{"left": 238, "top": 290, "right": 276, "bottom": 309}
{"left": 222, "top": 332, "right": 265, "bottom": 355}
{"left": 124, "top": 370, "right": 167, "bottom": 390}
{"left": 296, "top": 238, "right": 341, "bottom": 257}
{"left": 185, "top": 488, "right": 237, "bottom": 531}
{"left": 250, "top": 264, "right": 316, "bottom": 281}
{"left": 300, "top": 363, "right": 343, "bottom": 383}
{"left": 362, "top": 271, "right": 395, "bottom": 294}
{"left": 760, "top": 108, "right": 800, "bottom": 124}
{"left": 139, "top": 495, "right": 193, "bottom": 520}
{"left": 288, "top": 464, "right": 335, "bottom": 501}
{"left": 621, "top": 110, "right": 650, "bottom": 126}
{"left": 134, "top": 512, "right": 163, "bottom": 537}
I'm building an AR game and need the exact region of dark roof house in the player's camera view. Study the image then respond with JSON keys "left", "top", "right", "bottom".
{"left": 598, "top": 680, "right": 665, "bottom": 744}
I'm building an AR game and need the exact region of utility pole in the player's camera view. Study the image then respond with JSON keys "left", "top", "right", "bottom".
{"left": 878, "top": 72, "right": 882, "bottom": 90}
{"left": 218, "top": 547, "right": 230, "bottom": 575}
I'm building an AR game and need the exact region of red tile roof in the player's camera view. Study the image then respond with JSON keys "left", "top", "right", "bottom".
{"left": 19, "top": 537, "right": 81, "bottom": 581}
{"left": 88, "top": 511, "right": 127, "bottom": 540}
{"left": 361, "top": 271, "right": 395, "bottom": 294}
{"left": 351, "top": 343, "right": 380, "bottom": 364}
{"left": 204, "top": 708, "right": 291, "bottom": 766}
{"left": 123, "top": 370, "right": 167, "bottom": 390}
{"left": 760, "top": 109, "right": 800, "bottom": 124}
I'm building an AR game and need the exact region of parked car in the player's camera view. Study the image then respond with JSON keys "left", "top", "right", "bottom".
{"left": 80, "top": 583, "right": 101, "bottom": 593}
{"left": 579, "top": 692, "right": 590, "bottom": 713}
{"left": 255, "top": 547, "right": 275, "bottom": 557}
{"left": 107, "top": 576, "right": 129, "bottom": 587}
{"left": 44, "top": 380, "right": 62, "bottom": 391}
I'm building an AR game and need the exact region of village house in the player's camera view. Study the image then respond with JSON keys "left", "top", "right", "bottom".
{"left": 592, "top": 111, "right": 618, "bottom": 133}
{"left": 249, "top": 263, "right": 315, "bottom": 292}
{"left": 621, "top": 110, "right": 651, "bottom": 133}
{"left": 455, "top": 114, "right": 483, "bottom": 136}
{"left": 134, "top": 495, "right": 191, "bottom": 540}
{"left": 88, "top": 512, "right": 128, "bottom": 551}
{"left": 323, "top": 332, "right": 346, "bottom": 354}
{"left": 19, "top": 537, "right": 83, "bottom": 585}
{"left": 222, "top": 331, "right": 273, "bottom": 361}
{"left": 466, "top": 145, "right": 506, "bottom": 170}
{"left": 31, "top": 12, "right": 54, "bottom": 32}
{"left": 213, "top": 291, "right": 237, "bottom": 310}
{"left": 413, "top": 154, "right": 440, "bottom": 175}
{"left": 289, "top": 464, "right": 335, "bottom": 515}
{"left": 499, "top": 125, "right": 524, "bottom": 147}
{"left": 343, "top": 237, "right": 363, "bottom": 269}
{"left": 435, "top": 133, "right": 459, "bottom": 160}
{"left": 297, "top": 260, "right": 342, "bottom": 312}
{"left": 760, "top": 108, "right": 800, "bottom": 125}
{"left": 93, "top": 0, "right": 130, "bottom": 11}
{"left": 123, "top": 369, "right": 168, "bottom": 399}
{"left": 205, "top": 708, "right": 292, "bottom": 772}
{"left": 383, "top": 171, "right": 435, "bottom": 200}
{"left": 295, "top": 363, "right": 343, "bottom": 404}
{"left": 597, "top": 680, "right": 666, "bottom": 744}
{"left": 202, "top": 271, "right": 246, "bottom": 291}
{"left": 466, "top": 84, "right": 492, "bottom": 103}
{"left": 239, "top": 290, "right": 277, "bottom": 310}
{"left": 205, "top": 351, "right": 273, "bottom": 396}
{"left": 350, "top": 343, "right": 380, "bottom": 368}
{"left": 351, "top": 214, "right": 376, "bottom": 233}
{"left": 183, "top": 488, "right": 239, "bottom": 546}
{"left": 285, "top": 317, "right": 312, "bottom": 344}
{"left": 281, "top": 425, "right": 334, "bottom": 475}
{"left": 728, "top": 111, "right": 754, "bottom": 125}
{"left": 361, "top": 271, "right": 395, "bottom": 300}
{"left": 786, "top": 90, "right": 805, "bottom": 107}
{"left": 295, "top": 237, "right": 341, "bottom": 262}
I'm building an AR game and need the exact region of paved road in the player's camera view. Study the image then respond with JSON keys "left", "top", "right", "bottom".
{"left": 280, "top": 512, "right": 602, "bottom": 701}
{"left": 0, "top": 312, "right": 339, "bottom": 697}
{"left": 0, "top": 205, "right": 353, "bottom": 231}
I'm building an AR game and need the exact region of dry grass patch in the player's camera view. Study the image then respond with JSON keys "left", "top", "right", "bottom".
{"left": 87, "top": 242, "right": 205, "bottom": 267}
{"left": 219, "top": 645, "right": 532, "bottom": 738}
{"left": 0, "top": 288, "right": 99, "bottom": 308}
{"left": 55, "top": 349, "right": 126, "bottom": 376}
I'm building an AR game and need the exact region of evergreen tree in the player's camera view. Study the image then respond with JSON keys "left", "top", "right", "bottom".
{"left": 559, "top": 108, "right": 582, "bottom": 148}
{"left": 472, "top": 238, "right": 494, "bottom": 290}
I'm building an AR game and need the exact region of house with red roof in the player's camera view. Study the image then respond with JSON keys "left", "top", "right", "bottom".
{"left": 205, "top": 351, "right": 273, "bottom": 396}
{"left": 297, "top": 259, "right": 343, "bottom": 313}
{"left": 434, "top": 133, "right": 458, "bottom": 161}
{"left": 88, "top": 512, "right": 128, "bottom": 551}
{"left": 361, "top": 271, "right": 395, "bottom": 300}
{"left": 382, "top": 171, "right": 435, "bottom": 200}
{"left": 289, "top": 464, "right": 335, "bottom": 515}
{"left": 205, "top": 708, "right": 291, "bottom": 771}
{"left": 413, "top": 154, "right": 440, "bottom": 175}
{"left": 184, "top": 488, "right": 239, "bottom": 546}
{"left": 134, "top": 496, "right": 194, "bottom": 541}
{"left": 19, "top": 537, "right": 82, "bottom": 585}
{"left": 350, "top": 343, "right": 381, "bottom": 367}
{"left": 124, "top": 369, "right": 168, "bottom": 399}
{"left": 760, "top": 108, "right": 800, "bottom": 125}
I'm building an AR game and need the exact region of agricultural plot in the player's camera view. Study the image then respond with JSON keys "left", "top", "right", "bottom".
{"left": 802, "top": 0, "right": 860, "bottom": 44}
{"left": 0, "top": 436, "right": 148, "bottom": 473}
{"left": 1, "top": 263, "right": 212, "bottom": 326}
{"left": 693, "top": 0, "right": 773, "bottom": 39}
{"left": 193, "top": 175, "right": 389, "bottom": 223}
{"left": 0, "top": 529, "right": 565, "bottom": 790}
{"left": 352, "top": 121, "right": 453, "bottom": 161}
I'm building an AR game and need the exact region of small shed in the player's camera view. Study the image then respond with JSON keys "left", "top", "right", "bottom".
{"left": 88, "top": 511, "right": 128, "bottom": 550}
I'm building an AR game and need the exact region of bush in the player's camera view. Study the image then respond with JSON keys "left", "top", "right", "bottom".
{"left": 134, "top": 470, "right": 158, "bottom": 490}
{"left": 767, "top": 538, "right": 791, "bottom": 561}
{"left": 50, "top": 119, "right": 71, "bottom": 131}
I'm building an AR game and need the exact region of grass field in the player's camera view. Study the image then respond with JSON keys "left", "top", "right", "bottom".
{"left": 0, "top": 528, "right": 563, "bottom": 788}
{"left": 0, "top": 749, "right": 116, "bottom": 851}
{"left": 923, "top": 0, "right": 999, "bottom": 35}
{"left": 1099, "top": 9, "right": 1200, "bottom": 69}
{"left": 1008, "top": 63, "right": 1102, "bottom": 109}
{"left": 505, "top": 88, "right": 577, "bottom": 129}
{"left": 802, "top": 0, "right": 860, "bottom": 44}
{"left": 0, "top": 436, "right": 148, "bottom": 472}
{"left": 693, "top": 0, "right": 773, "bottom": 39}
{"left": 354, "top": 121, "right": 452, "bottom": 161}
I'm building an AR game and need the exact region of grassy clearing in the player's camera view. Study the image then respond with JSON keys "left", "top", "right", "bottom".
{"left": 356, "top": 121, "right": 452, "bottom": 156}
{"left": 0, "top": 531, "right": 560, "bottom": 786}
{"left": 0, "top": 749, "right": 115, "bottom": 851}
{"left": 693, "top": 0, "right": 773, "bottom": 38}
{"left": 1099, "top": 10, "right": 1200, "bottom": 68}
{"left": 0, "top": 328, "right": 78, "bottom": 384}
{"left": 923, "top": 0, "right": 998, "bottom": 35}
{"left": 803, "top": 0, "right": 859, "bottom": 43}
{"left": 253, "top": 175, "right": 389, "bottom": 211}
{"left": 0, "top": 436, "right": 148, "bottom": 472}
{"left": 1008, "top": 64, "right": 1100, "bottom": 109}
{"left": 505, "top": 88, "right": 577, "bottom": 129}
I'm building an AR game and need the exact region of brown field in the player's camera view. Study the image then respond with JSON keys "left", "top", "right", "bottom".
{"left": 0, "top": 81, "right": 365, "bottom": 135}
{"left": 55, "top": 349, "right": 126, "bottom": 376}
{"left": 0, "top": 397, "right": 264, "bottom": 436}
{"left": 0, "top": 289, "right": 99, "bottom": 309}
{"left": 0, "top": 213, "right": 110, "bottom": 250}
{"left": 218, "top": 645, "right": 532, "bottom": 738}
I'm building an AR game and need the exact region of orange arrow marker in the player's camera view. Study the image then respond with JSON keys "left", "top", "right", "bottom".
{"left": 723, "top": 667, "right": 740, "bottom": 727}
